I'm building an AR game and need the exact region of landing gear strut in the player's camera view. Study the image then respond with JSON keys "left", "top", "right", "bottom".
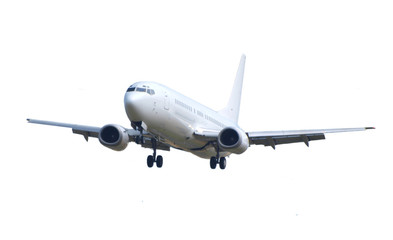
{"left": 133, "top": 122, "right": 163, "bottom": 169}
{"left": 146, "top": 138, "right": 163, "bottom": 168}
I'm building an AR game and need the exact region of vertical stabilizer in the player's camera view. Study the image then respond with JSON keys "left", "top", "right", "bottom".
{"left": 218, "top": 54, "right": 246, "bottom": 124}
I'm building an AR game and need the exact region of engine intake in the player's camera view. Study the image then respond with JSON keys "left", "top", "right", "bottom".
{"left": 219, "top": 128, "right": 240, "bottom": 148}
{"left": 218, "top": 127, "right": 249, "bottom": 154}
{"left": 99, "top": 124, "right": 129, "bottom": 151}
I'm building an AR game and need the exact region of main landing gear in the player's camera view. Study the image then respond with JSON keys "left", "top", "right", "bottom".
{"left": 147, "top": 155, "right": 163, "bottom": 168}
{"left": 147, "top": 138, "right": 163, "bottom": 168}
{"left": 210, "top": 144, "right": 227, "bottom": 170}
{"left": 133, "top": 122, "right": 164, "bottom": 169}
{"left": 210, "top": 157, "right": 227, "bottom": 170}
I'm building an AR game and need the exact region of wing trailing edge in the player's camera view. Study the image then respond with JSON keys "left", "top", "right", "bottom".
{"left": 247, "top": 127, "right": 375, "bottom": 149}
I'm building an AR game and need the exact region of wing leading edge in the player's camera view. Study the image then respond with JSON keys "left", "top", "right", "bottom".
{"left": 247, "top": 127, "right": 375, "bottom": 149}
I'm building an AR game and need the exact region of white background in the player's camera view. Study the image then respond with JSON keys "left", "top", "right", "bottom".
{"left": 1, "top": 0, "right": 392, "bottom": 239}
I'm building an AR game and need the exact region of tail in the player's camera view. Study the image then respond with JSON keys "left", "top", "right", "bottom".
{"left": 218, "top": 54, "right": 246, "bottom": 124}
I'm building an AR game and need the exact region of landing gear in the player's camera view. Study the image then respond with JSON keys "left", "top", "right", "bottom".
{"left": 146, "top": 154, "right": 163, "bottom": 168}
{"left": 146, "top": 138, "right": 163, "bottom": 168}
{"left": 210, "top": 157, "right": 217, "bottom": 169}
{"left": 156, "top": 155, "right": 163, "bottom": 168}
{"left": 210, "top": 156, "right": 227, "bottom": 170}
{"left": 147, "top": 155, "right": 154, "bottom": 168}
{"left": 210, "top": 144, "right": 227, "bottom": 170}
{"left": 219, "top": 157, "right": 226, "bottom": 170}
{"left": 133, "top": 122, "right": 164, "bottom": 169}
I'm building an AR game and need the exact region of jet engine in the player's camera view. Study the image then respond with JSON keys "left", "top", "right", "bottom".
{"left": 218, "top": 127, "right": 249, "bottom": 154}
{"left": 99, "top": 124, "right": 129, "bottom": 151}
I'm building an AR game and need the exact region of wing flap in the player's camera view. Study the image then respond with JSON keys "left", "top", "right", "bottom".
{"left": 249, "top": 133, "right": 325, "bottom": 149}
{"left": 72, "top": 129, "right": 99, "bottom": 141}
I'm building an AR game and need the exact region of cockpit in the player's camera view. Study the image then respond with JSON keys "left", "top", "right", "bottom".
{"left": 126, "top": 84, "right": 155, "bottom": 95}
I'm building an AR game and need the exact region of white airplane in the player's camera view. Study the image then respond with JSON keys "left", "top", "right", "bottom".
{"left": 27, "top": 55, "right": 374, "bottom": 169}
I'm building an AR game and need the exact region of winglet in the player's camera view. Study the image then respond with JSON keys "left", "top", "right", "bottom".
{"left": 365, "top": 127, "right": 375, "bottom": 130}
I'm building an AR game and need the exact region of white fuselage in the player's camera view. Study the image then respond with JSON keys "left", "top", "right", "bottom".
{"left": 124, "top": 81, "right": 241, "bottom": 159}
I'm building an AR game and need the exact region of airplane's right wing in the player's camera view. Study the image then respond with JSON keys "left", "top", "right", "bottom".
{"left": 27, "top": 118, "right": 170, "bottom": 151}
{"left": 247, "top": 127, "right": 375, "bottom": 149}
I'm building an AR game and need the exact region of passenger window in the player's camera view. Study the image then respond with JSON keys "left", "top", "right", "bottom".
{"left": 136, "top": 87, "right": 146, "bottom": 92}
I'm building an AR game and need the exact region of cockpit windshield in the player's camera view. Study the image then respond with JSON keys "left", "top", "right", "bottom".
{"left": 127, "top": 85, "right": 155, "bottom": 95}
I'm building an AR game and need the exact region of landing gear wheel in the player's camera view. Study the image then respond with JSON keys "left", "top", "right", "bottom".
{"left": 147, "top": 155, "right": 154, "bottom": 168}
{"left": 156, "top": 155, "right": 163, "bottom": 168}
{"left": 210, "top": 157, "right": 217, "bottom": 169}
{"left": 219, "top": 157, "right": 227, "bottom": 170}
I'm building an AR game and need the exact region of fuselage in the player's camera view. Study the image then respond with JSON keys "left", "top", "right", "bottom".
{"left": 124, "top": 81, "right": 240, "bottom": 159}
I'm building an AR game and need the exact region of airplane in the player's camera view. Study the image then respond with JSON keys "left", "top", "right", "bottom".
{"left": 27, "top": 55, "right": 374, "bottom": 170}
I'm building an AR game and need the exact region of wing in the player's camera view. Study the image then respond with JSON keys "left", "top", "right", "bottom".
{"left": 247, "top": 127, "right": 375, "bottom": 149}
{"left": 27, "top": 118, "right": 170, "bottom": 151}
{"left": 27, "top": 118, "right": 102, "bottom": 139}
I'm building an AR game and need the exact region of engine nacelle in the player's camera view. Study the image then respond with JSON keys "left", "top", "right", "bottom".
{"left": 99, "top": 124, "right": 129, "bottom": 151}
{"left": 218, "top": 127, "right": 249, "bottom": 154}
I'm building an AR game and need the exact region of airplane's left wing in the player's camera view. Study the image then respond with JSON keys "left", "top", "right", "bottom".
{"left": 247, "top": 127, "right": 375, "bottom": 149}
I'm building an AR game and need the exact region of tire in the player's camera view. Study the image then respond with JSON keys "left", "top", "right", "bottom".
{"left": 156, "top": 155, "right": 163, "bottom": 168}
{"left": 147, "top": 155, "right": 154, "bottom": 168}
{"left": 210, "top": 157, "right": 217, "bottom": 169}
{"left": 219, "top": 157, "right": 226, "bottom": 170}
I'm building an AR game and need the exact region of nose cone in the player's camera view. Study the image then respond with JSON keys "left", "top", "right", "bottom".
{"left": 124, "top": 92, "right": 146, "bottom": 122}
